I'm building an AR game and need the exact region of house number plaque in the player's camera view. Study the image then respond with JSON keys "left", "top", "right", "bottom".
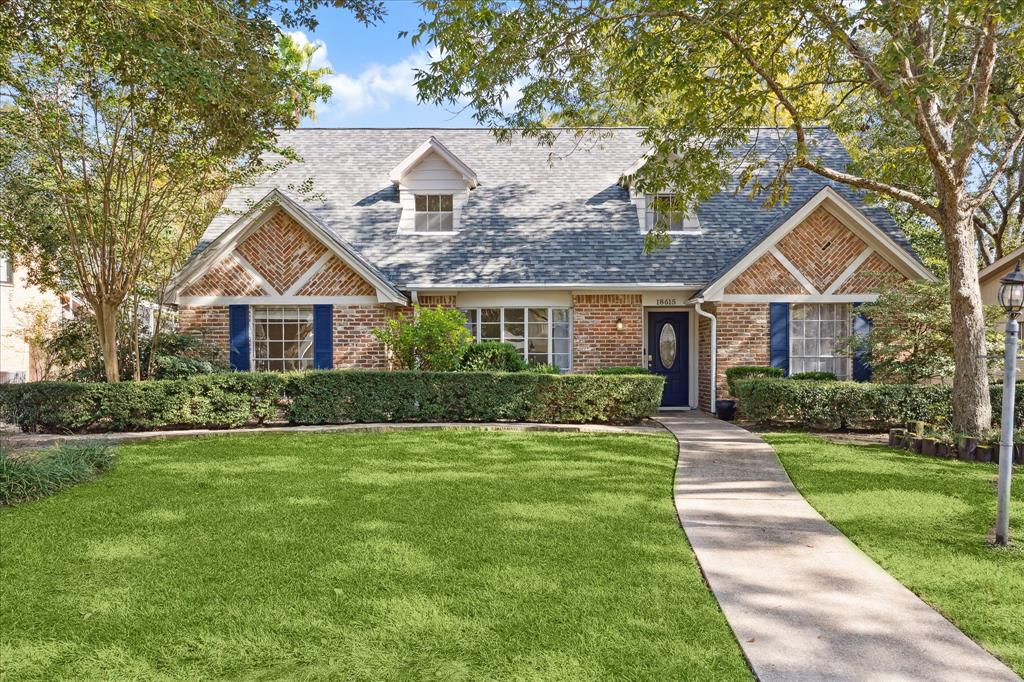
{"left": 655, "top": 298, "right": 677, "bottom": 306}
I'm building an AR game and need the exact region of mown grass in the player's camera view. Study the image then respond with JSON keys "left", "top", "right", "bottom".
{"left": 764, "top": 432, "right": 1024, "bottom": 676}
{"left": 0, "top": 430, "right": 750, "bottom": 681}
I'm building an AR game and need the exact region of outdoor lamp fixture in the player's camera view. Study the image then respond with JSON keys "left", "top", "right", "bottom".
{"left": 995, "top": 259, "right": 1023, "bottom": 546}
{"left": 615, "top": 317, "right": 624, "bottom": 331}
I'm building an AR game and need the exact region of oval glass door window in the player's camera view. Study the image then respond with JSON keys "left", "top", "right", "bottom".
{"left": 659, "top": 323, "right": 677, "bottom": 368}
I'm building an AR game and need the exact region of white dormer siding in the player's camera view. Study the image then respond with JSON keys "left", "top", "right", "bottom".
{"left": 396, "top": 151, "right": 471, "bottom": 233}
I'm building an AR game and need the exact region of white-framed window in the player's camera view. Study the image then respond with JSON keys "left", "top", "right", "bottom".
{"left": 0, "top": 252, "right": 12, "bottom": 284}
{"left": 251, "top": 306, "right": 314, "bottom": 372}
{"left": 790, "top": 303, "right": 851, "bottom": 378}
{"left": 414, "top": 194, "right": 454, "bottom": 232}
{"left": 459, "top": 307, "right": 572, "bottom": 370}
{"left": 644, "top": 194, "right": 700, "bottom": 233}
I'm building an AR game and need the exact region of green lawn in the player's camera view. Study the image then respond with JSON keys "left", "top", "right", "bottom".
{"left": 0, "top": 430, "right": 750, "bottom": 681}
{"left": 764, "top": 433, "right": 1024, "bottom": 676}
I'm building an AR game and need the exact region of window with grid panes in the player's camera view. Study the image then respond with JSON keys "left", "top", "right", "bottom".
{"left": 789, "top": 303, "right": 851, "bottom": 378}
{"left": 459, "top": 307, "right": 572, "bottom": 370}
{"left": 251, "top": 306, "right": 315, "bottom": 372}
{"left": 414, "top": 194, "right": 454, "bottom": 232}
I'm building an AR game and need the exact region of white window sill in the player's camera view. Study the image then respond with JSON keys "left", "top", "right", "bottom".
{"left": 398, "top": 230, "right": 459, "bottom": 236}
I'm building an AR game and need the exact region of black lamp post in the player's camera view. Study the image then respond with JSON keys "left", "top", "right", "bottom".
{"left": 995, "top": 260, "right": 1023, "bottom": 546}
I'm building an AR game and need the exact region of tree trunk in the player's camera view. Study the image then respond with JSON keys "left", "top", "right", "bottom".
{"left": 941, "top": 205, "right": 992, "bottom": 434}
{"left": 94, "top": 300, "right": 121, "bottom": 383}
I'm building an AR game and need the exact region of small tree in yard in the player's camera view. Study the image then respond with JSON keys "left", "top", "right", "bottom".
{"left": 844, "top": 280, "right": 1004, "bottom": 385}
{"left": 0, "top": 0, "right": 374, "bottom": 382}
{"left": 373, "top": 306, "right": 473, "bottom": 372}
{"left": 412, "top": 0, "right": 1024, "bottom": 434}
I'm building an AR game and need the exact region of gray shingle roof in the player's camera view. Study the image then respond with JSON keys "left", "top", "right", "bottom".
{"left": 199, "top": 127, "right": 915, "bottom": 289}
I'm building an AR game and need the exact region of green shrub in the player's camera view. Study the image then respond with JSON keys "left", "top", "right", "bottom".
{"left": 789, "top": 371, "right": 838, "bottom": 381}
{"left": 461, "top": 341, "right": 527, "bottom": 372}
{"left": 1, "top": 441, "right": 116, "bottom": 505}
{"left": 372, "top": 305, "right": 473, "bottom": 371}
{"left": 724, "top": 365, "right": 785, "bottom": 396}
{"left": 2, "top": 371, "right": 664, "bottom": 432}
{"left": 593, "top": 366, "right": 650, "bottom": 375}
{"left": 284, "top": 371, "right": 664, "bottom": 425}
{"left": 524, "top": 363, "right": 562, "bottom": 374}
{"left": 733, "top": 378, "right": 1024, "bottom": 430}
{"left": 3, "top": 373, "right": 285, "bottom": 433}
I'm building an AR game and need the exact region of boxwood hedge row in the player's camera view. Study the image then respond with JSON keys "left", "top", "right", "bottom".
{"left": 733, "top": 378, "right": 1023, "bottom": 430}
{"left": 0, "top": 371, "right": 665, "bottom": 433}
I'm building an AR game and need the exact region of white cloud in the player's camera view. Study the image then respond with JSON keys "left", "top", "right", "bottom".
{"left": 286, "top": 31, "right": 430, "bottom": 123}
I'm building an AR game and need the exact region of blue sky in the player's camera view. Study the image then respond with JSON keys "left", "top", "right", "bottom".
{"left": 289, "top": 1, "right": 481, "bottom": 128}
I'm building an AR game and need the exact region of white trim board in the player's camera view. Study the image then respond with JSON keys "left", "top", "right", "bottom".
{"left": 824, "top": 246, "right": 874, "bottom": 295}
{"left": 284, "top": 251, "right": 333, "bottom": 296}
{"left": 701, "top": 186, "right": 936, "bottom": 301}
{"left": 768, "top": 246, "right": 818, "bottom": 295}
{"left": 718, "top": 294, "right": 879, "bottom": 303}
{"left": 176, "top": 295, "right": 381, "bottom": 306}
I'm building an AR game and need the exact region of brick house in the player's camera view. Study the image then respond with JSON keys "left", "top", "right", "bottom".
{"left": 167, "top": 128, "right": 934, "bottom": 411}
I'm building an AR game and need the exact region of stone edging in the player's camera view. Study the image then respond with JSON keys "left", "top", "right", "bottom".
{"left": 1, "top": 420, "right": 667, "bottom": 452}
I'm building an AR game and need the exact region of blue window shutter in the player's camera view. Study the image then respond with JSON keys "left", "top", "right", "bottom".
{"left": 770, "top": 303, "right": 790, "bottom": 375}
{"left": 313, "top": 304, "right": 334, "bottom": 369}
{"left": 852, "top": 304, "right": 872, "bottom": 382}
{"left": 228, "top": 305, "right": 250, "bottom": 371}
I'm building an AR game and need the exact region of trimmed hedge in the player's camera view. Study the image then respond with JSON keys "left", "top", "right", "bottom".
{"left": 724, "top": 365, "right": 785, "bottom": 397}
{"left": 0, "top": 371, "right": 665, "bottom": 433}
{"left": 789, "top": 371, "right": 838, "bottom": 381}
{"left": 461, "top": 342, "right": 527, "bottom": 372}
{"left": 593, "top": 366, "right": 651, "bottom": 375}
{"left": 733, "top": 378, "right": 1024, "bottom": 430}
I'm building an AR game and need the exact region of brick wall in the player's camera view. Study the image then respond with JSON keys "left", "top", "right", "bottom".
{"left": 571, "top": 293, "right": 643, "bottom": 371}
{"left": 726, "top": 252, "right": 807, "bottom": 295}
{"left": 697, "top": 307, "right": 713, "bottom": 411}
{"left": 837, "top": 252, "right": 906, "bottom": 293}
{"left": 418, "top": 295, "right": 457, "bottom": 308}
{"left": 332, "top": 304, "right": 396, "bottom": 369}
{"left": 237, "top": 209, "right": 328, "bottom": 293}
{"left": 714, "top": 303, "right": 770, "bottom": 400}
{"left": 178, "top": 306, "right": 230, "bottom": 355}
{"left": 298, "top": 256, "right": 375, "bottom": 296}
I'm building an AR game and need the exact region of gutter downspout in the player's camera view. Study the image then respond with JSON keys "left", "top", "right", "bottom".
{"left": 694, "top": 299, "right": 717, "bottom": 414}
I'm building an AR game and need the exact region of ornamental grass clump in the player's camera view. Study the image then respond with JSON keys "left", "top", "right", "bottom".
{"left": 0, "top": 441, "right": 116, "bottom": 505}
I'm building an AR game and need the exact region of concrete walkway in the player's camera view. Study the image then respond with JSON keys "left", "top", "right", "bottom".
{"left": 659, "top": 411, "right": 1019, "bottom": 682}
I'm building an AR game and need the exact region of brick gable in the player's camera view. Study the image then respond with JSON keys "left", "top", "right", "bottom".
{"left": 297, "top": 255, "right": 375, "bottom": 296}
{"left": 182, "top": 255, "right": 265, "bottom": 297}
{"left": 237, "top": 210, "right": 328, "bottom": 293}
{"left": 725, "top": 252, "right": 808, "bottom": 295}
{"left": 776, "top": 208, "right": 866, "bottom": 292}
{"left": 836, "top": 252, "right": 906, "bottom": 294}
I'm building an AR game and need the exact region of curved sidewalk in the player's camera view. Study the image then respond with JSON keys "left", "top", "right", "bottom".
{"left": 659, "top": 411, "right": 1019, "bottom": 682}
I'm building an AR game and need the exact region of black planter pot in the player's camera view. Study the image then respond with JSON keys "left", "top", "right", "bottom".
{"left": 1014, "top": 443, "right": 1024, "bottom": 465}
{"left": 958, "top": 438, "right": 978, "bottom": 461}
{"left": 975, "top": 445, "right": 993, "bottom": 463}
{"left": 716, "top": 399, "right": 738, "bottom": 421}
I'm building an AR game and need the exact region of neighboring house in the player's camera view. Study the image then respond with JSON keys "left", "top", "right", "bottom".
{"left": 0, "top": 253, "right": 69, "bottom": 383}
{"left": 979, "top": 244, "right": 1024, "bottom": 306}
{"left": 979, "top": 244, "right": 1024, "bottom": 372}
{"left": 166, "top": 128, "right": 934, "bottom": 411}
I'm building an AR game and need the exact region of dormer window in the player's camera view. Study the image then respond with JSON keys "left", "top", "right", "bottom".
{"left": 645, "top": 194, "right": 700, "bottom": 233}
{"left": 415, "top": 194, "right": 454, "bottom": 232}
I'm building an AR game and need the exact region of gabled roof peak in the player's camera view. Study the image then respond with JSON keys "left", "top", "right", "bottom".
{"left": 388, "top": 136, "right": 479, "bottom": 188}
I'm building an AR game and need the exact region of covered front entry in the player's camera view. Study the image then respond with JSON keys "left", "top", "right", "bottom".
{"left": 647, "top": 311, "right": 689, "bottom": 407}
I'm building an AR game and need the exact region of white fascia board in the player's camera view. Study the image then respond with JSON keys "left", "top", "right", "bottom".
{"left": 717, "top": 293, "right": 879, "bottom": 303}
{"left": 389, "top": 137, "right": 479, "bottom": 188}
{"left": 406, "top": 283, "right": 704, "bottom": 291}
{"left": 177, "top": 295, "right": 380, "bottom": 306}
{"left": 701, "top": 186, "right": 936, "bottom": 300}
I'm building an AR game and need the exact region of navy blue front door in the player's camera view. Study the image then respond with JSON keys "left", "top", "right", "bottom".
{"left": 648, "top": 312, "right": 689, "bottom": 407}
